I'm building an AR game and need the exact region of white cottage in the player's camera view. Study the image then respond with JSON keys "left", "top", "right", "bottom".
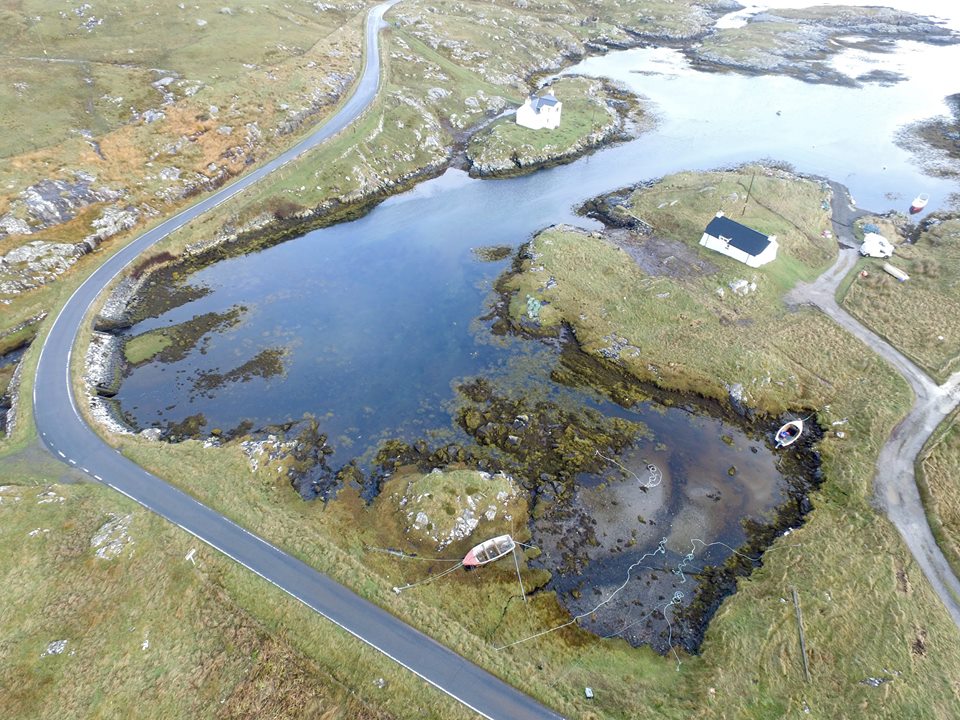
{"left": 516, "top": 91, "right": 562, "bottom": 130}
{"left": 699, "top": 211, "right": 778, "bottom": 268}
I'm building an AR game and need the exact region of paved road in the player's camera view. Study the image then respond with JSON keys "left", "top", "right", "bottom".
{"left": 32, "top": 3, "right": 564, "bottom": 718}
{"left": 786, "top": 184, "right": 960, "bottom": 625}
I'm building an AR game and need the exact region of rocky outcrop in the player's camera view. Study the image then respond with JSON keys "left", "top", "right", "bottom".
{"left": 0, "top": 241, "right": 84, "bottom": 298}
{"left": 83, "top": 331, "right": 132, "bottom": 435}
{"left": 0, "top": 173, "right": 125, "bottom": 238}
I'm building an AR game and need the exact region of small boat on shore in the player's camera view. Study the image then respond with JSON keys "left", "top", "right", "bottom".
{"left": 775, "top": 419, "right": 803, "bottom": 449}
{"left": 910, "top": 193, "right": 929, "bottom": 214}
{"left": 463, "top": 534, "right": 515, "bottom": 567}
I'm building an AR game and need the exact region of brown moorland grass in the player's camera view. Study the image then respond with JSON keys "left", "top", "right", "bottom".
{"left": 0, "top": 478, "right": 473, "bottom": 720}
{"left": 841, "top": 217, "right": 960, "bottom": 383}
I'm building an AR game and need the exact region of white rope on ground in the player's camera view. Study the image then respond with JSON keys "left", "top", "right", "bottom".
{"left": 364, "top": 544, "right": 463, "bottom": 562}
{"left": 663, "top": 591, "right": 685, "bottom": 671}
{"left": 495, "top": 534, "right": 805, "bottom": 651}
{"left": 494, "top": 537, "right": 670, "bottom": 650}
{"left": 596, "top": 449, "right": 662, "bottom": 488}
{"left": 512, "top": 547, "right": 528, "bottom": 604}
{"left": 392, "top": 561, "right": 464, "bottom": 594}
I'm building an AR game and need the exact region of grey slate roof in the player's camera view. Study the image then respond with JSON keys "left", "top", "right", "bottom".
{"left": 704, "top": 215, "right": 771, "bottom": 256}
{"left": 531, "top": 94, "right": 559, "bottom": 111}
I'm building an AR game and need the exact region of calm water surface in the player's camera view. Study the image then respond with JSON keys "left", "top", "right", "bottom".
{"left": 119, "top": 35, "right": 960, "bottom": 445}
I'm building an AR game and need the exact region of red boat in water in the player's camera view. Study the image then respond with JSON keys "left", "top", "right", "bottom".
{"left": 910, "top": 193, "right": 929, "bottom": 214}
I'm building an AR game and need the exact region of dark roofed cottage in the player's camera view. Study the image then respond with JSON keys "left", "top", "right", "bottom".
{"left": 699, "top": 211, "right": 778, "bottom": 267}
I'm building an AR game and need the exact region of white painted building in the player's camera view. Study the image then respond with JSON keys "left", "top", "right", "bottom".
{"left": 516, "top": 90, "right": 562, "bottom": 130}
{"left": 699, "top": 211, "right": 778, "bottom": 268}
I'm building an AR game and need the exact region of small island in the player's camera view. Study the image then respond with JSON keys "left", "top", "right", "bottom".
{"left": 466, "top": 76, "right": 650, "bottom": 178}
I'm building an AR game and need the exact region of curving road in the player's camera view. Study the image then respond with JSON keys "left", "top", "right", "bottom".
{"left": 33, "top": 3, "right": 563, "bottom": 718}
{"left": 786, "top": 184, "right": 960, "bottom": 626}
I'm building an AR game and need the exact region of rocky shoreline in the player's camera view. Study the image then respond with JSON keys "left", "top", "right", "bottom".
{"left": 465, "top": 78, "right": 650, "bottom": 179}
{"left": 684, "top": 5, "right": 959, "bottom": 86}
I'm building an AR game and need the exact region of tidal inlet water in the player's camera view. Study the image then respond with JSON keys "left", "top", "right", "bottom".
{"left": 115, "top": 25, "right": 958, "bottom": 648}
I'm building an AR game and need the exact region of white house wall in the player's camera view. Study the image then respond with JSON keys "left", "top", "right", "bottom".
{"left": 516, "top": 102, "right": 562, "bottom": 130}
{"left": 699, "top": 233, "right": 778, "bottom": 268}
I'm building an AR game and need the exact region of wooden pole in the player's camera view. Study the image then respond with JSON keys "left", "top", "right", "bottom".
{"left": 742, "top": 172, "right": 756, "bottom": 216}
{"left": 792, "top": 587, "right": 811, "bottom": 683}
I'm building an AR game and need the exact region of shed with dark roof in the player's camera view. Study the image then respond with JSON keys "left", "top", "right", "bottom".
{"left": 699, "top": 212, "right": 778, "bottom": 267}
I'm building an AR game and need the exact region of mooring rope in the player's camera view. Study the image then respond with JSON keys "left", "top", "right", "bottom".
{"left": 364, "top": 544, "right": 463, "bottom": 562}
{"left": 596, "top": 449, "right": 662, "bottom": 488}
{"left": 494, "top": 537, "right": 670, "bottom": 650}
{"left": 392, "top": 561, "right": 465, "bottom": 594}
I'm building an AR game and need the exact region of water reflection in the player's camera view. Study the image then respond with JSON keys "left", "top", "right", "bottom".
{"left": 118, "top": 35, "right": 960, "bottom": 447}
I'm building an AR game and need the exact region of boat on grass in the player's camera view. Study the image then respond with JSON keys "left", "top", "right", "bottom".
{"left": 910, "top": 193, "right": 929, "bottom": 214}
{"left": 775, "top": 419, "right": 803, "bottom": 448}
{"left": 463, "top": 535, "right": 515, "bottom": 567}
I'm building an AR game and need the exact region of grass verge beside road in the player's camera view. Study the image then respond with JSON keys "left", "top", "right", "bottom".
{"left": 918, "top": 410, "right": 960, "bottom": 579}
{"left": 0, "top": 478, "right": 475, "bottom": 720}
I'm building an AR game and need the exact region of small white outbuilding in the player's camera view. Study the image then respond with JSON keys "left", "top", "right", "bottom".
{"left": 699, "top": 211, "right": 778, "bottom": 268}
{"left": 859, "top": 232, "right": 894, "bottom": 258}
{"left": 516, "top": 90, "right": 562, "bottom": 130}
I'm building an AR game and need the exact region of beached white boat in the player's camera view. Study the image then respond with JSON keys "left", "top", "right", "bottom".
{"left": 775, "top": 419, "right": 803, "bottom": 449}
{"left": 910, "top": 193, "right": 929, "bottom": 214}
{"left": 463, "top": 534, "right": 515, "bottom": 567}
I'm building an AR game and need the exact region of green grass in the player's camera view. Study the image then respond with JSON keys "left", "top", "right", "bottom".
{"left": 841, "top": 217, "right": 960, "bottom": 383}
{"left": 492, "top": 167, "right": 960, "bottom": 717}
{"left": 0, "top": 478, "right": 469, "bottom": 720}
{"left": 507, "top": 167, "right": 836, "bottom": 412}
{"left": 918, "top": 410, "right": 960, "bottom": 579}
{"left": 111, "top": 436, "right": 686, "bottom": 719}
{"left": 123, "top": 329, "right": 173, "bottom": 365}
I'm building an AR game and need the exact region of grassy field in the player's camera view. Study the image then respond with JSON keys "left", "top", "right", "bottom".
{"left": 513, "top": 166, "right": 836, "bottom": 410}
{"left": 840, "top": 217, "right": 960, "bottom": 383}
{"left": 110, "top": 438, "right": 691, "bottom": 719}
{"left": 0, "top": 468, "right": 486, "bottom": 720}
